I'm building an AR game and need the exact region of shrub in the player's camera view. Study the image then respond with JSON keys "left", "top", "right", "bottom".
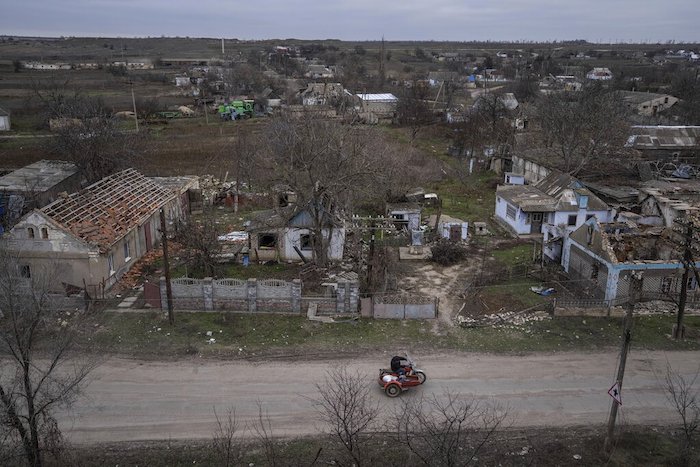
{"left": 430, "top": 239, "right": 468, "bottom": 266}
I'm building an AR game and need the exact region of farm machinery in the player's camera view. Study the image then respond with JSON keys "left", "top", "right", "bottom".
{"left": 218, "top": 100, "right": 254, "bottom": 120}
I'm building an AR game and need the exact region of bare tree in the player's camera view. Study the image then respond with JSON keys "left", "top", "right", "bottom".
{"left": 664, "top": 364, "right": 700, "bottom": 465}
{"left": 47, "top": 95, "right": 142, "bottom": 183}
{"left": 396, "top": 82, "right": 436, "bottom": 146}
{"left": 30, "top": 81, "right": 142, "bottom": 183}
{"left": 174, "top": 216, "right": 223, "bottom": 278}
{"left": 0, "top": 248, "right": 96, "bottom": 467}
{"left": 394, "top": 391, "right": 508, "bottom": 467}
{"left": 313, "top": 368, "right": 379, "bottom": 467}
{"left": 251, "top": 401, "right": 279, "bottom": 467}
{"left": 260, "top": 112, "right": 380, "bottom": 267}
{"left": 534, "top": 84, "right": 629, "bottom": 175}
{"left": 211, "top": 407, "right": 242, "bottom": 467}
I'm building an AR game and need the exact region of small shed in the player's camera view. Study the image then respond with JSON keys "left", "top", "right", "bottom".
{"left": 387, "top": 202, "right": 421, "bottom": 231}
{"left": 0, "top": 106, "right": 10, "bottom": 131}
{"left": 504, "top": 172, "right": 525, "bottom": 185}
{"left": 431, "top": 214, "right": 468, "bottom": 241}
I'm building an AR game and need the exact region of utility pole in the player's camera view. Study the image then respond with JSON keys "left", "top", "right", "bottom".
{"left": 130, "top": 83, "right": 139, "bottom": 133}
{"left": 159, "top": 209, "right": 175, "bottom": 325}
{"left": 604, "top": 271, "right": 643, "bottom": 452}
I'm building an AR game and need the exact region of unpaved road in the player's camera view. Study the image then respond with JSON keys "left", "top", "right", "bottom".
{"left": 62, "top": 351, "right": 699, "bottom": 444}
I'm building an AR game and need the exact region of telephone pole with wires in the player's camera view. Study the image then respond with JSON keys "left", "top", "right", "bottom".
{"left": 604, "top": 271, "right": 643, "bottom": 452}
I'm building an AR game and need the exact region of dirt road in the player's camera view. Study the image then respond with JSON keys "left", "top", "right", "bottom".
{"left": 62, "top": 350, "right": 699, "bottom": 444}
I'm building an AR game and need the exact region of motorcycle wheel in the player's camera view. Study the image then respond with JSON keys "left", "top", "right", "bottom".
{"left": 385, "top": 383, "right": 401, "bottom": 397}
{"left": 415, "top": 371, "right": 427, "bottom": 384}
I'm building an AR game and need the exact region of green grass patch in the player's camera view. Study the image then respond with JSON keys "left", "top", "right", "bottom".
{"left": 88, "top": 312, "right": 700, "bottom": 358}
{"left": 479, "top": 279, "right": 548, "bottom": 309}
{"left": 91, "top": 311, "right": 436, "bottom": 358}
{"left": 492, "top": 243, "right": 534, "bottom": 267}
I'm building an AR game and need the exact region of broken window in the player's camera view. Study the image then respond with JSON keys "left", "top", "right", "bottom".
{"left": 27, "top": 227, "right": 35, "bottom": 239}
{"left": 41, "top": 227, "right": 48, "bottom": 239}
{"left": 590, "top": 263, "right": 599, "bottom": 280}
{"left": 568, "top": 215, "right": 577, "bottom": 226}
{"left": 20, "top": 265, "right": 31, "bottom": 278}
{"left": 108, "top": 253, "right": 115, "bottom": 276}
{"left": 661, "top": 277, "right": 673, "bottom": 294}
{"left": 586, "top": 214, "right": 595, "bottom": 221}
{"left": 124, "top": 240, "right": 131, "bottom": 261}
{"left": 688, "top": 276, "right": 697, "bottom": 291}
{"left": 506, "top": 204, "right": 516, "bottom": 220}
{"left": 258, "top": 233, "right": 278, "bottom": 249}
{"left": 300, "top": 234, "right": 313, "bottom": 251}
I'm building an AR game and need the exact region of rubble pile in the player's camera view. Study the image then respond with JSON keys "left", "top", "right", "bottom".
{"left": 198, "top": 175, "right": 240, "bottom": 205}
{"left": 457, "top": 310, "right": 550, "bottom": 328}
{"left": 633, "top": 300, "right": 700, "bottom": 315}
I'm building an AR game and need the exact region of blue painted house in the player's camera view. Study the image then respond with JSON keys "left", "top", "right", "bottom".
{"left": 562, "top": 217, "right": 698, "bottom": 303}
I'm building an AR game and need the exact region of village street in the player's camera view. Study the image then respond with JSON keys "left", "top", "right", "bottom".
{"left": 62, "top": 350, "right": 699, "bottom": 444}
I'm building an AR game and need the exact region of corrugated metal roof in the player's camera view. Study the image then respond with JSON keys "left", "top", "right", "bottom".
{"left": 355, "top": 93, "right": 398, "bottom": 102}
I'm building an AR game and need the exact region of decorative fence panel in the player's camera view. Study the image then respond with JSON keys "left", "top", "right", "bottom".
{"left": 160, "top": 276, "right": 358, "bottom": 314}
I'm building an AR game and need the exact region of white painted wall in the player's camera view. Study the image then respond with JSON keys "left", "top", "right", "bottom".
{"left": 495, "top": 197, "right": 531, "bottom": 234}
{"left": 282, "top": 227, "right": 345, "bottom": 261}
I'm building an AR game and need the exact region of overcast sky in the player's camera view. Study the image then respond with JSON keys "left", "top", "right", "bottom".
{"left": 1, "top": 0, "right": 699, "bottom": 43}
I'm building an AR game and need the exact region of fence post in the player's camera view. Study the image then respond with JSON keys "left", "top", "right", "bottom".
{"left": 336, "top": 279, "right": 347, "bottom": 313}
{"left": 291, "top": 279, "right": 302, "bottom": 314}
{"left": 160, "top": 276, "right": 168, "bottom": 311}
{"left": 203, "top": 277, "right": 214, "bottom": 311}
{"left": 348, "top": 280, "right": 359, "bottom": 313}
{"left": 247, "top": 278, "right": 257, "bottom": 313}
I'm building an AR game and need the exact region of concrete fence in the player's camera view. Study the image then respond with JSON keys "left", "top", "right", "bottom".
{"left": 372, "top": 294, "right": 438, "bottom": 319}
{"left": 160, "top": 276, "right": 359, "bottom": 314}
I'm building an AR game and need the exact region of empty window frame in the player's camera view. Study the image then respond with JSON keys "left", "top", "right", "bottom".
{"left": 568, "top": 214, "right": 577, "bottom": 226}
{"left": 107, "top": 253, "right": 115, "bottom": 276}
{"left": 123, "top": 240, "right": 131, "bottom": 261}
{"left": 258, "top": 233, "right": 278, "bottom": 248}
{"left": 27, "top": 227, "right": 35, "bottom": 239}
{"left": 20, "top": 265, "right": 31, "bottom": 278}
{"left": 300, "top": 234, "right": 313, "bottom": 251}
{"left": 40, "top": 227, "right": 48, "bottom": 239}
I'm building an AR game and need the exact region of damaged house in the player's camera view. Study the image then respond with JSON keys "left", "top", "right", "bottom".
{"left": 2, "top": 169, "right": 189, "bottom": 295}
{"left": 495, "top": 171, "right": 612, "bottom": 249}
{"left": 563, "top": 217, "right": 699, "bottom": 303}
{"left": 246, "top": 203, "right": 345, "bottom": 263}
{"left": 0, "top": 160, "right": 82, "bottom": 232}
{"left": 626, "top": 126, "right": 700, "bottom": 160}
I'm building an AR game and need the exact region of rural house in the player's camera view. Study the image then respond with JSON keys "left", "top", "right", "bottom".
{"left": 626, "top": 125, "right": 700, "bottom": 160}
{"left": 496, "top": 171, "right": 612, "bottom": 261}
{"left": 246, "top": 204, "right": 346, "bottom": 263}
{"left": 617, "top": 91, "right": 678, "bottom": 116}
{"left": 586, "top": 67, "right": 613, "bottom": 80}
{"left": 2, "top": 169, "right": 187, "bottom": 295}
{"left": 0, "top": 160, "right": 82, "bottom": 232}
{"left": 562, "top": 217, "right": 700, "bottom": 303}
{"left": 354, "top": 93, "right": 398, "bottom": 123}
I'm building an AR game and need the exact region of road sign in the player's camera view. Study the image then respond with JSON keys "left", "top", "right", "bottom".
{"left": 608, "top": 382, "right": 622, "bottom": 405}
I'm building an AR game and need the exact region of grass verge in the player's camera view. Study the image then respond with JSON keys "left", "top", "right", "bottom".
{"left": 87, "top": 311, "right": 700, "bottom": 359}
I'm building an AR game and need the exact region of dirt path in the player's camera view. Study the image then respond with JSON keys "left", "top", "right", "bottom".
{"left": 398, "top": 257, "right": 482, "bottom": 331}
{"left": 61, "top": 350, "right": 699, "bottom": 444}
